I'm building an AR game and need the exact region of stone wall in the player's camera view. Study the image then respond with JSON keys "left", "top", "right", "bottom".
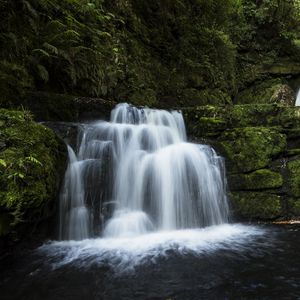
{"left": 184, "top": 104, "right": 300, "bottom": 221}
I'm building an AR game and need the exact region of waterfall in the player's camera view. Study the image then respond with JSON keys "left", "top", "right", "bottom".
{"left": 296, "top": 89, "right": 300, "bottom": 106}
{"left": 59, "top": 103, "right": 229, "bottom": 240}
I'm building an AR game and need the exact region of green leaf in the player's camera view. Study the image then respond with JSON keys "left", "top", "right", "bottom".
{"left": 36, "top": 64, "right": 49, "bottom": 82}
{"left": 0, "top": 159, "right": 7, "bottom": 168}
{"left": 32, "top": 49, "right": 50, "bottom": 57}
{"left": 25, "top": 156, "right": 43, "bottom": 166}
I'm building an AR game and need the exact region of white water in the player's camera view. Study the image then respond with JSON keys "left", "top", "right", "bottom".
{"left": 50, "top": 103, "right": 270, "bottom": 272}
{"left": 59, "top": 146, "right": 89, "bottom": 240}
{"left": 296, "top": 89, "right": 300, "bottom": 106}
{"left": 59, "top": 103, "right": 229, "bottom": 240}
{"left": 41, "top": 224, "right": 267, "bottom": 271}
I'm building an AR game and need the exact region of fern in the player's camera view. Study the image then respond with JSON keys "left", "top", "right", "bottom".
{"left": 36, "top": 64, "right": 49, "bottom": 82}
{"left": 0, "top": 159, "right": 7, "bottom": 168}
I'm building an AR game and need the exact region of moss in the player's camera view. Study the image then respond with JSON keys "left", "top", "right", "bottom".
{"left": 184, "top": 104, "right": 300, "bottom": 139}
{"left": 286, "top": 149, "right": 300, "bottom": 157}
{"left": 236, "top": 79, "right": 284, "bottom": 105}
{"left": 262, "top": 60, "right": 300, "bottom": 75}
{"left": 130, "top": 88, "right": 158, "bottom": 107}
{"left": 220, "top": 127, "right": 286, "bottom": 173}
{"left": 278, "top": 107, "right": 300, "bottom": 129}
{"left": 230, "top": 192, "right": 282, "bottom": 219}
{"left": 193, "top": 117, "right": 227, "bottom": 137}
{"left": 229, "top": 169, "right": 283, "bottom": 191}
{"left": 229, "top": 104, "right": 279, "bottom": 128}
{"left": 287, "top": 160, "right": 300, "bottom": 197}
{"left": 0, "top": 108, "right": 67, "bottom": 238}
{"left": 288, "top": 198, "right": 300, "bottom": 216}
{"left": 181, "top": 88, "right": 232, "bottom": 106}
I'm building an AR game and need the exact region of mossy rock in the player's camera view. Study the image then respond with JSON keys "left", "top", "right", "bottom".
{"left": 181, "top": 88, "right": 232, "bottom": 106}
{"left": 0, "top": 109, "right": 67, "bottom": 238}
{"left": 229, "top": 169, "right": 283, "bottom": 191}
{"left": 261, "top": 60, "right": 300, "bottom": 75}
{"left": 184, "top": 104, "right": 300, "bottom": 139}
{"left": 220, "top": 127, "right": 286, "bottom": 173}
{"left": 130, "top": 88, "right": 158, "bottom": 107}
{"left": 270, "top": 84, "right": 296, "bottom": 106}
{"left": 236, "top": 79, "right": 285, "bottom": 104}
{"left": 287, "top": 198, "right": 300, "bottom": 216}
{"left": 3, "top": 92, "right": 116, "bottom": 122}
{"left": 230, "top": 192, "right": 282, "bottom": 220}
{"left": 287, "top": 160, "right": 300, "bottom": 197}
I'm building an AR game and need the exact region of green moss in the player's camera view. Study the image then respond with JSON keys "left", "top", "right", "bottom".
{"left": 181, "top": 89, "right": 232, "bottom": 106}
{"left": 286, "top": 149, "right": 300, "bottom": 157}
{"left": 220, "top": 127, "right": 286, "bottom": 173}
{"left": 194, "top": 117, "right": 227, "bottom": 137}
{"left": 230, "top": 192, "right": 282, "bottom": 219}
{"left": 130, "top": 88, "right": 157, "bottom": 107}
{"left": 288, "top": 198, "right": 300, "bottom": 216}
{"left": 262, "top": 61, "right": 300, "bottom": 75}
{"left": 287, "top": 160, "right": 300, "bottom": 197}
{"left": 0, "top": 108, "right": 66, "bottom": 237}
{"left": 229, "top": 169, "right": 283, "bottom": 191}
{"left": 229, "top": 104, "right": 279, "bottom": 127}
{"left": 236, "top": 79, "right": 284, "bottom": 105}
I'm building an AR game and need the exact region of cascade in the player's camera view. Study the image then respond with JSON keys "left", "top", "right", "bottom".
{"left": 296, "top": 89, "right": 300, "bottom": 106}
{"left": 59, "top": 103, "right": 229, "bottom": 240}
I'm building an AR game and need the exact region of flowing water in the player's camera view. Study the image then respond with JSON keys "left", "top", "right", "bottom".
{"left": 296, "top": 88, "right": 300, "bottom": 106}
{"left": 59, "top": 103, "right": 228, "bottom": 240}
{"left": 1, "top": 104, "right": 300, "bottom": 299}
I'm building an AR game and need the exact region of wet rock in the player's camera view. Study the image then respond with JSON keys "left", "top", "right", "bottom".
{"left": 230, "top": 192, "right": 282, "bottom": 219}
{"left": 270, "top": 84, "right": 295, "bottom": 106}
{"left": 219, "top": 127, "right": 286, "bottom": 173}
{"left": 0, "top": 109, "right": 67, "bottom": 239}
{"left": 229, "top": 169, "right": 283, "bottom": 191}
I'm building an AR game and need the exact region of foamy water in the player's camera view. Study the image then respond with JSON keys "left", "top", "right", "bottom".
{"left": 39, "top": 224, "right": 266, "bottom": 272}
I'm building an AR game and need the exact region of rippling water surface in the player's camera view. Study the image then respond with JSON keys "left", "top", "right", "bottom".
{"left": 1, "top": 224, "right": 300, "bottom": 300}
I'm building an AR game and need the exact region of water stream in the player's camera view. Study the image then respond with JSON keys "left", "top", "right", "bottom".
{"left": 1, "top": 104, "right": 300, "bottom": 299}
{"left": 59, "top": 103, "right": 228, "bottom": 240}
{"left": 295, "top": 88, "right": 300, "bottom": 106}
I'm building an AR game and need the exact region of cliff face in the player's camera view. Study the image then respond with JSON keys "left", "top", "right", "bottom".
{"left": 184, "top": 104, "right": 300, "bottom": 221}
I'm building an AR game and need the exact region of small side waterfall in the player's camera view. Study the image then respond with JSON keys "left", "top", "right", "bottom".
{"left": 295, "top": 89, "right": 300, "bottom": 106}
{"left": 59, "top": 103, "right": 229, "bottom": 240}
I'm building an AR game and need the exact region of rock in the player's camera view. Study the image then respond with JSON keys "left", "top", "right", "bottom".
{"left": 8, "top": 92, "right": 115, "bottom": 122}
{"left": 270, "top": 84, "right": 295, "bottom": 106}
{"left": 236, "top": 79, "right": 284, "bottom": 104}
{"left": 220, "top": 127, "right": 286, "bottom": 173}
{"left": 230, "top": 192, "right": 282, "bottom": 219}
{"left": 0, "top": 109, "right": 67, "bottom": 239}
{"left": 260, "top": 60, "right": 300, "bottom": 75}
{"left": 288, "top": 198, "right": 300, "bottom": 216}
{"left": 181, "top": 88, "right": 232, "bottom": 106}
{"left": 229, "top": 169, "right": 283, "bottom": 191}
{"left": 287, "top": 160, "right": 300, "bottom": 197}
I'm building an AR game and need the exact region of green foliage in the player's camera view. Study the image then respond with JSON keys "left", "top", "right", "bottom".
{"left": 0, "top": 0, "right": 299, "bottom": 106}
{"left": 0, "top": 108, "right": 66, "bottom": 237}
{"left": 0, "top": 0, "right": 125, "bottom": 100}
